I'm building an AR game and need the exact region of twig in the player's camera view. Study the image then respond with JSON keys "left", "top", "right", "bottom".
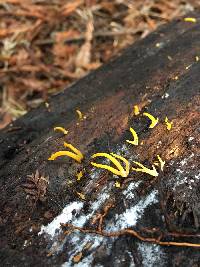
{"left": 63, "top": 224, "right": 200, "bottom": 248}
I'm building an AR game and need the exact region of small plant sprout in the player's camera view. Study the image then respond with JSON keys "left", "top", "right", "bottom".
{"left": 156, "top": 155, "right": 165, "bottom": 171}
{"left": 126, "top": 127, "right": 139, "bottom": 145}
{"left": 164, "top": 117, "right": 173, "bottom": 130}
{"left": 76, "top": 171, "right": 83, "bottom": 181}
{"left": 133, "top": 105, "right": 140, "bottom": 115}
{"left": 132, "top": 161, "right": 158, "bottom": 177}
{"left": 143, "top": 112, "right": 159, "bottom": 128}
{"left": 184, "top": 17, "right": 197, "bottom": 23}
{"left": 91, "top": 152, "right": 130, "bottom": 178}
{"left": 54, "top": 126, "right": 68, "bottom": 135}
{"left": 48, "top": 142, "right": 83, "bottom": 163}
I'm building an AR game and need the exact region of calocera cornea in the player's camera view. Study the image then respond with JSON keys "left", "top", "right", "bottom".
{"left": 54, "top": 126, "right": 68, "bottom": 135}
{"left": 48, "top": 142, "right": 83, "bottom": 163}
{"left": 132, "top": 161, "right": 158, "bottom": 177}
{"left": 76, "top": 109, "right": 86, "bottom": 121}
{"left": 76, "top": 192, "right": 85, "bottom": 200}
{"left": 164, "top": 117, "right": 173, "bottom": 130}
{"left": 143, "top": 112, "right": 159, "bottom": 128}
{"left": 91, "top": 152, "right": 130, "bottom": 178}
{"left": 76, "top": 171, "right": 83, "bottom": 181}
{"left": 133, "top": 105, "right": 140, "bottom": 115}
{"left": 126, "top": 127, "right": 139, "bottom": 145}
{"left": 156, "top": 155, "right": 165, "bottom": 171}
{"left": 115, "top": 181, "right": 121, "bottom": 188}
{"left": 184, "top": 17, "right": 197, "bottom": 23}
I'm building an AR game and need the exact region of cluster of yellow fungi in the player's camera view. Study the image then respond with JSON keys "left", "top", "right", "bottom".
{"left": 48, "top": 107, "right": 172, "bottom": 183}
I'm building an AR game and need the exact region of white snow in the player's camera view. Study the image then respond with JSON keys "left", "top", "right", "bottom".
{"left": 123, "top": 181, "right": 141, "bottom": 200}
{"left": 138, "top": 242, "right": 165, "bottom": 267}
{"left": 38, "top": 201, "right": 83, "bottom": 237}
{"left": 106, "top": 190, "right": 158, "bottom": 231}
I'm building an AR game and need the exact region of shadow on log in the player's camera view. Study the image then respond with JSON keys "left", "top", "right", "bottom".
{"left": 0, "top": 12, "right": 200, "bottom": 267}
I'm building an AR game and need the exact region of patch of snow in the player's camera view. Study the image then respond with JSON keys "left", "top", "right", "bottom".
{"left": 61, "top": 233, "right": 110, "bottom": 267}
{"left": 179, "top": 153, "right": 194, "bottom": 166}
{"left": 172, "top": 153, "right": 199, "bottom": 190}
{"left": 72, "top": 187, "right": 111, "bottom": 228}
{"left": 38, "top": 202, "right": 83, "bottom": 238}
{"left": 106, "top": 190, "right": 158, "bottom": 231}
{"left": 138, "top": 242, "right": 165, "bottom": 267}
{"left": 123, "top": 181, "right": 141, "bottom": 200}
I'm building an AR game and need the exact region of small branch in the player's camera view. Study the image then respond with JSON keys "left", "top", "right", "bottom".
{"left": 63, "top": 224, "right": 200, "bottom": 248}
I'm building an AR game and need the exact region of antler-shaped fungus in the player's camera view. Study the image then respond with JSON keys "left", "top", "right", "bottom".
{"left": 91, "top": 152, "right": 130, "bottom": 178}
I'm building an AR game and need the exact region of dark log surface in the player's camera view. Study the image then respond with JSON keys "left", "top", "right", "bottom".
{"left": 0, "top": 13, "right": 200, "bottom": 267}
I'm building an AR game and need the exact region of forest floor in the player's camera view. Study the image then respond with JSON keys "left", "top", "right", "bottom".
{"left": 0, "top": 0, "right": 199, "bottom": 129}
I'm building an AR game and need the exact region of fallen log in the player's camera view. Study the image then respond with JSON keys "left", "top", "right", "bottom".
{"left": 0, "top": 13, "right": 200, "bottom": 267}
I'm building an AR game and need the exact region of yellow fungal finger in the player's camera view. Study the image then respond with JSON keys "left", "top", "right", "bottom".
{"left": 132, "top": 161, "right": 158, "bottom": 177}
{"left": 76, "top": 171, "right": 83, "bottom": 181}
{"left": 126, "top": 127, "right": 139, "bottom": 146}
{"left": 133, "top": 105, "right": 140, "bottom": 115}
{"left": 76, "top": 192, "right": 85, "bottom": 200}
{"left": 156, "top": 155, "right": 165, "bottom": 171}
{"left": 64, "top": 142, "right": 83, "bottom": 161}
{"left": 115, "top": 181, "right": 121, "bottom": 188}
{"left": 91, "top": 152, "right": 129, "bottom": 177}
{"left": 48, "top": 143, "right": 83, "bottom": 163}
{"left": 184, "top": 17, "right": 196, "bottom": 23}
{"left": 76, "top": 109, "right": 83, "bottom": 120}
{"left": 143, "top": 112, "right": 159, "bottom": 128}
{"left": 91, "top": 162, "right": 122, "bottom": 176}
{"left": 54, "top": 127, "right": 68, "bottom": 135}
{"left": 164, "top": 117, "right": 173, "bottom": 130}
{"left": 48, "top": 151, "right": 82, "bottom": 163}
{"left": 110, "top": 153, "right": 130, "bottom": 177}
{"left": 76, "top": 109, "right": 86, "bottom": 120}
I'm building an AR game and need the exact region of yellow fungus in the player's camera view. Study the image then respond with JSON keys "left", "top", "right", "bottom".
{"left": 195, "top": 56, "right": 199, "bottom": 62}
{"left": 91, "top": 152, "right": 130, "bottom": 178}
{"left": 115, "top": 181, "right": 121, "bottom": 188}
{"left": 164, "top": 117, "right": 173, "bottom": 130}
{"left": 48, "top": 142, "right": 83, "bottom": 163}
{"left": 143, "top": 112, "right": 159, "bottom": 128}
{"left": 126, "top": 127, "right": 139, "bottom": 146}
{"left": 76, "top": 171, "right": 83, "bottom": 181}
{"left": 156, "top": 155, "right": 165, "bottom": 171}
{"left": 54, "top": 127, "right": 68, "bottom": 135}
{"left": 184, "top": 17, "right": 196, "bottom": 23}
{"left": 76, "top": 192, "right": 85, "bottom": 200}
{"left": 76, "top": 109, "right": 85, "bottom": 120}
{"left": 174, "top": 76, "right": 179, "bottom": 80}
{"left": 153, "top": 161, "right": 159, "bottom": 167}
{"left": 110, "top": 153, "right": 130, "bottom": 177}
{"left": 132, "top": 161, "right": 158, "bottom": 177}
{"left": 133, "top": 105, "right": 140, "bottom": 115}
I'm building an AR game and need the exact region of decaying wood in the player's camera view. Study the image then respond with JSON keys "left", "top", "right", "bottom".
{"left": 0, "top": 13, "right": 200, "bottom": 267}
